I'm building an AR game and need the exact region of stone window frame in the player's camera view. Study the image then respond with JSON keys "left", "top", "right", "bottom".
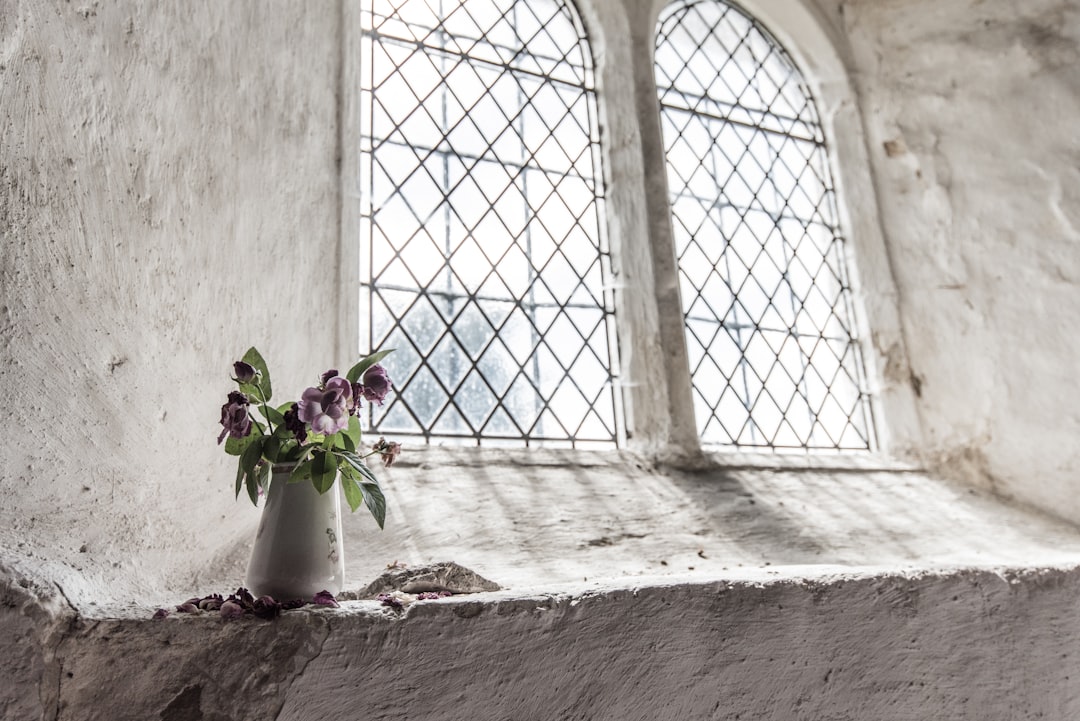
{"left": 338, "top": 0, "right": 922, "bottom": 464}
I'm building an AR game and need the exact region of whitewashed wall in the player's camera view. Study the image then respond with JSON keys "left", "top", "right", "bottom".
{"left": 0, "top": 0, "right": 343, "bottom": 605}
{"left": 834, "top": 0, "right": 1080, "bottom": 517}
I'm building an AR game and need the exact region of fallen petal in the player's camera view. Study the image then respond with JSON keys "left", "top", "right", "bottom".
{"left": 312, "top": 590, "right": 340, "bottom": 608}
{"left": 219, "top": 601, "right": 245, "bottom": 619}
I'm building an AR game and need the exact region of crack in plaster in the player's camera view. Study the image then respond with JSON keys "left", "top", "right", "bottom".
{"left": 272, "top": 615, "right": 332, "bottom": 721}
{"left": 39, "top": 601, "right": 80, "bottom": 721}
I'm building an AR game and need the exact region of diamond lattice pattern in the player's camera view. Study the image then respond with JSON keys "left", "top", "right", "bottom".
{"left": 655, "top": 0, "right": 875, "bottom": 450}
{"left": 359, "top": 0, "right": 620, "bottom": 447}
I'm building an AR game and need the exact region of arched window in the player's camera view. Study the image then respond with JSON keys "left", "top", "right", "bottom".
{"left": 655, "top": 0, "right": 876, "bottom": 451}
{"left": 358, "top": 0, "right": 621, "bottom": 448}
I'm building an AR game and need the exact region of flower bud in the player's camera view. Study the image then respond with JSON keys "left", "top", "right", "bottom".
{"left": 233, "top": 361, "right": 257, "bottom": 384}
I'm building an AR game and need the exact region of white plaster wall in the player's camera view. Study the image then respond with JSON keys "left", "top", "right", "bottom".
{"left": 830, "top": 0, "right": 1080, "bottom": 520}
{"left": 0, "top": 0, "right": 342, "bottom": 604}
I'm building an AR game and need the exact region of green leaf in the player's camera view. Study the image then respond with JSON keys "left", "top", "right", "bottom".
{"left": 240, "top": 436, "right": 266, "bottom": 477}
{"left": 329, "top": 427, "right": 356, "bottom": 453}
{"left": 258, "top": 404, "right": 285, "bottom": 426}
{"left": 340, "top": 470, "right": 364, "bottom": 513}
{"left": 224, "top": 431, "right": 255, "bottom": 457}
{"left": 310, "top": 450, "right": 337, "bottom": 495}
{"left": 344, "top": 415, "right": 362, "bottom": 448}
{"left": 336, "top": 452, "right": 386, "bottom": 528}
{"left": 241, "top": 347, "right": 273, "bottom": 402}
{"left": 360, "top": 478, "right": 386, "bottom": 529}
{"left": 245, "top": 470, "right": 259, "bottom": 506}
{"left": 341, "top": 451, "right": 379, "bottom": 484}
{"left": 262, "top": 436, "right": 282, "bottom": 462}
{"left": 275, "top": 439, "right": 303, "bottom": 463}
{"left": 238, "top": 382, "right": 262, "bottom": 403}
{"left": 345, "top": 349, "right": 395, "bottom": 384}
{"left": 234, "top": 462, "right": 245, "bottom": 499}
{"left": 289, "top": 459, "right": 313, "bottom": 484}
{"left": 256, "top": 462, "right": 271, "bottom": 497}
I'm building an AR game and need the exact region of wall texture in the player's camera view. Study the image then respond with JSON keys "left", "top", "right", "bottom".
{"left": 1, "top": 0, "right": 341, "bottom": 604}
{"left": 832, "top": 0, "right": 1080, "bottom": 518}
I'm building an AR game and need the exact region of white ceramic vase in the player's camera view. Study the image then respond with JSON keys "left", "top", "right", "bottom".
{"left": 245, "top": 465, "right": 345, "bottom": 600}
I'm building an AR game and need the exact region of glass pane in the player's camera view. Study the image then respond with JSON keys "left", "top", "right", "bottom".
{"left": 360, "top": 0, "right": 620, "bottom": 447}
{"left": 656, "top": 0, "right": 874, "bottom": 451}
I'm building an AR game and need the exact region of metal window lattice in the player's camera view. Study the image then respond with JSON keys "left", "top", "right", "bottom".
{"left": 655, "top": 0, "right": 876, "bottom": 451}
{"left": 359, "top": 0, "right": 621, "bottom": 447}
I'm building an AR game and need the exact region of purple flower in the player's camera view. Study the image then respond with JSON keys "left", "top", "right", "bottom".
{"left": 233, "top": 361, "right": 257, "bottom": 384}
{"left": 321, "top": 368, "right": 339, "bottom": 385}
{"left": 358, "top": 365, "right": 392, "bottom": 406}
{"left": 283, "top": 403, "right": 308, "bottom": 443}
{"left": 217, "top": 391, "right": 252, "bottom": 444}
{"left": 312, "top": 590, "right": 340, "bottom": 608}
{"left": 298, "top": 376, "right": 353, "bottom": 435}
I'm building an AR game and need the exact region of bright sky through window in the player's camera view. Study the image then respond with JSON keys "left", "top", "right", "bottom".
{"left": 655, "top": 0, "right": 876, "bottom": 451}
{"left": 357, "top": 0, "right": 621, "bottom": 448}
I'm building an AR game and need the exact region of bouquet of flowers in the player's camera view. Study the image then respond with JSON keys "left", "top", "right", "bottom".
{"left": 217, "top": 347, "right": 400, "bottom": 528}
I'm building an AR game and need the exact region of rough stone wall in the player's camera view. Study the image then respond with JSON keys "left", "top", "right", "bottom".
{"left": 1, "top": 0, "right": 341, "bottom": 605}
{"left": 17, "top": 569, "right": 1080, "bottom": 720}
{"left": 831, "top": 0, "right": 1080, "bottom": 520}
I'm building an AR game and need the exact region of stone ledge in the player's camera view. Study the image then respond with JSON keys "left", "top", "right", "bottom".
{"left": 7, "top": 450, "right": 1080, "bottom": 718}
{"left": 7, "top": 565, "right": 1080, "bottom": 720}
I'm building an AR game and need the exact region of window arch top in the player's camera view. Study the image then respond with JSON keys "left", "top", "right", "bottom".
{"left": 655, "top": 0, "right": 876, "bottom": 451}
{"left": 358, "top": 0, "right": 621, "bottom": 448}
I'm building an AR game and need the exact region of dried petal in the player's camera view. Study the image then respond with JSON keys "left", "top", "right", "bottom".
{"left": 377, "top": 593, "right": 404, "bottom": 609}
{"left": 233, "top": 587, "right": 255, "bottom": 607}
{"left": 152, "top": 608, "right": 170, "bottom": 619}
{"left": 312, "top": 590, "right": 339, "bottom": 608}
{"left": 219, "top": 601, "right": 245, "bottom": 619}
{"left": 198, "top": 595, "right": 223, "bottom": 611}
{"left": 252, "top": 595, "right": 282, "bottom": 620}
{"left": 373, "top": 437, "right": 402, "bottom": 468}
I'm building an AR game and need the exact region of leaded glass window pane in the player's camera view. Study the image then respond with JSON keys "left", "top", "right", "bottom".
{"left": 655, "top": 0, "right": 876, "bottom": 451}
{"left": 359, "top": 0, "right": 621, "bottom": 448}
